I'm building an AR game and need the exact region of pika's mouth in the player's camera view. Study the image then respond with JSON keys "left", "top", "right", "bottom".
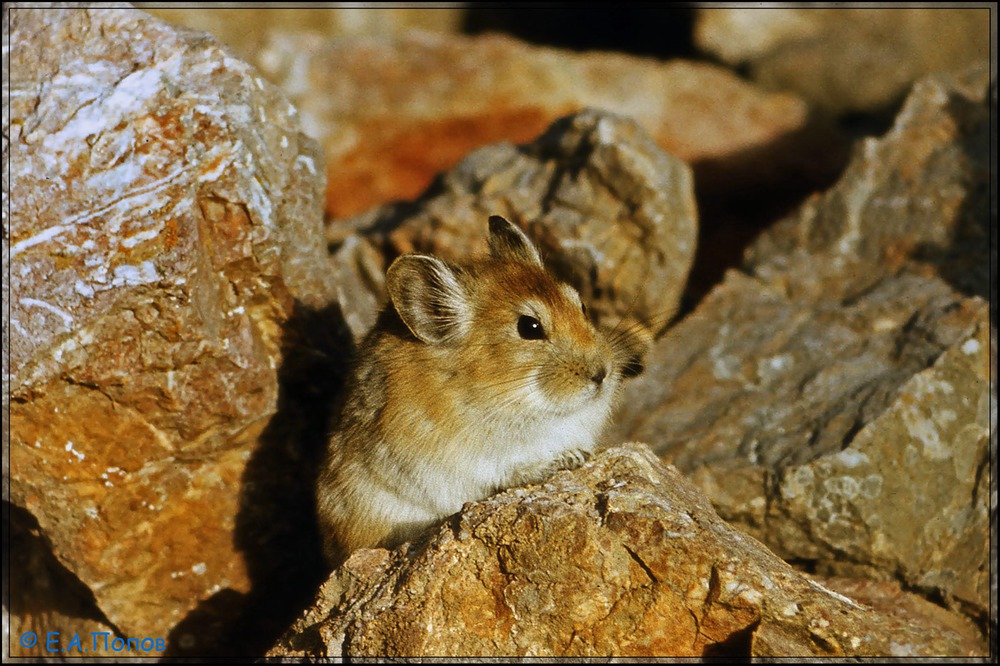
{"left": 530, "top": 378, "right": 614, "bottom": 417}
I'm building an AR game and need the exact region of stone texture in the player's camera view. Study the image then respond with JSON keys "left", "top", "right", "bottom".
{"left": 747, "top": 65, "right": 992, "bottom": 303}
{"left": 695, "top": 7, "right": 991, "bottom": 115}
{"left": 269, "top": 445, "right": 985, "bottom": 658}
{"left": 252, "top": 29, "right": 828, "bottom": 221}
{"left": 613, "top": 272, "right": 990, "bottom": 610}
{"left": 337, "top": 109, "right": 699, "bottom": 336}
{"left": 4, "top": 504, "right": 124, "bottom": 660}
{"left": 4, "top": 6, "right": 992, "bottom": 660}
{"left": 5, "top": 5, "right": 338, "bottom": 647}
{"left": 135, "top": 5, "right": 465, "bottom": 65}
{"left": 608, "top": 67, "right": 993, "bottom": 625}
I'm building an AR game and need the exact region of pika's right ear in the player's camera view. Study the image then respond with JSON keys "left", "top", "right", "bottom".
{"left": 488, "top": 215, "right": 543, "bottom": 267}
{"left": 386, "top": 254, "right": 472, "bottom": 344}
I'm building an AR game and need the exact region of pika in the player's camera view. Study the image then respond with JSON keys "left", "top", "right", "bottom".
{"left": 316, "top": 215, "right": 648, "bottom": 564}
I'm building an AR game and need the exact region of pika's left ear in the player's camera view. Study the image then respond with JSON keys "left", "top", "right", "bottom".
{"left": 488, "top": 215, "right": 543, "bottom": 268}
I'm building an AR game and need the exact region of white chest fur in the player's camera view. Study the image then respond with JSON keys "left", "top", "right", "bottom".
{"left": 396, "top": 392, "right": 614, "bottom": 518}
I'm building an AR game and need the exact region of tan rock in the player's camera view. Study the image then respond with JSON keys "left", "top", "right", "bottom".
{"left": 135, "top": 5, "right": 465, "bottom": 64}
{"left": 5, "top": 5, "right": 337, "bottom": 647}
{"left": 253, "top": 29, "right": 819, "bottom": 220}
{"left": 269, "top": 445, "right": 984, "bottom": 658}
{"left": 695, "top": 7, "right": 991, "bottom": 115}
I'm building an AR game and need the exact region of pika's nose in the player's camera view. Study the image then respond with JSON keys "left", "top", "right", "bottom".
{"left": 591, "top": 366, "right": 607, "bottom": 386}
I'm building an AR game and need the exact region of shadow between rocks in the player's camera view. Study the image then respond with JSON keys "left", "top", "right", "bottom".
{"left": 163, "top": 299, "right": 354, "bottom": 658}
{"left": 463, "top": 4, "right": 699, "bottom": 61}
{"left": 4, "top": 502, "right": 120, "bottom": 648}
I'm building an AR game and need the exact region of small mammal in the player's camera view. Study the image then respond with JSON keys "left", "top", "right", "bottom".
{"left": 316, "top": 215, "right": 648, "bottom": 564}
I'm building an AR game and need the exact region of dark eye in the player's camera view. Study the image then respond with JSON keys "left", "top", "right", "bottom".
{"left": 581, "top": 301, "right": 588, "bottom": 317}
{"left": 517, "top": 315, "right": 546, "bottom": 340}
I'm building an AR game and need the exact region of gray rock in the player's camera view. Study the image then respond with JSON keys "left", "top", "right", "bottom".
{"left": 609, "top": 67, "right": 993, "bottom": 625}
{"left": 695, "top": 7, "right": 991, "bottom": 115}
{"left": 747, "top": 65, "right": 992, "bottom": 303}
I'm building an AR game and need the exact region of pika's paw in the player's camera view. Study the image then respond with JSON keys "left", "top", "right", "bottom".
{"left": 554, "top": 447, "right": 592, "bottom": 472}
{"left": 508, "top": 448, "right": 593, "bottom": 488}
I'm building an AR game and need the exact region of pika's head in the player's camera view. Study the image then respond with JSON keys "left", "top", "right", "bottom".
{"left": 385, "top": 216, "right": 648, "bottom": 418}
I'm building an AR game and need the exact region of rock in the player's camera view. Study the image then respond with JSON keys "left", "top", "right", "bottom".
{"left": 608, "top": 68, "right": 992, "bottom": 625}
{"left": 770, "top": 311, "right": 990, "bottom": 611}
{"left": 326, "top": 234, "right": 388, "bottom": 340}
{"left": 613, "top": 271, "right": 989, "bottom": 610}
{"left": 4, "top": 504, "right": 125, "bottom": 659}
{"left": 134, "top": 5, "right": 465, "bottom": 64}
{"left": 253, "top": 29, "right": 830, "bottom": 221}
{"left": 747, "top": 65, "right": 992, "bottom": 303}
{"left": 339, "top": 109, "right": 699, "bottom": 335}
{"left": 817, "top": 576, "right": 986, "bottom": 653}
{"left": 268, "top": 445, "right": 985, "bottom": 658}
{"left": 6, "top": 5, "right": 338, "bottom": 649}
{"left": 694, "top": 7, "right": 991, "bottom": 115}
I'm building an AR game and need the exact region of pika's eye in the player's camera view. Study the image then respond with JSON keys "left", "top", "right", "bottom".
{"left": 517, "top": 315, "right": 546, "bottom": 340}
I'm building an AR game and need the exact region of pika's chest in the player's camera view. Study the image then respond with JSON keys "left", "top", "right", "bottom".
{"left": 440, "top": 406, "right": 607, "bottom": 497}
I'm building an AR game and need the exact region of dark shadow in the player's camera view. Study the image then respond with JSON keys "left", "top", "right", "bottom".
{"left": 463, "top": 5, "right": 699, "bottom": 61}
{"left": 4, "top": 502, "right": 120, "bottom": 645}
{"left": 677, "top": 114, "right": 854, "bottom": 316}
{"left": 701, "top": 617, "right": 759, "bottom": 660}
{"left": 163, "top": 299, "right": 354, "bottom": 657}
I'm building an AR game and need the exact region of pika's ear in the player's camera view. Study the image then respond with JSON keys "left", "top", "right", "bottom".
{"left": 386, "top": 254, "right": 472, "bottom": 344}
{"left": 488, "top": 215, "right": 543, "bottom": 267}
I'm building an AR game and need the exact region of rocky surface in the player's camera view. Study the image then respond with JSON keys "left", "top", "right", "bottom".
{"left": 333, "top": 109, "right": 699, "bottom": 337}
{"left": 4, "top": 5, "right": 993, "bottom": 661}
{"left": 612, "top": 272, "right": 990, "bottom": 612}
{"left": 747, "top": 66, "right": 992, "bottom": 303}
{"left": 695, "top": 7, "right": 991, "bottom": 115}
{"left": 269, "top": 445, "right": 985, "bottom": 658}
{"left": 4, "top": 505, "right": 124, "bottom": 659}
{"left": 252, "top": 29, "right": 836, "bottom": 221}
{"left": 609, "top": 66, "right": 993, "bottom": 627}
{"left": 6, "top": 5, "right": 339, "bottom": 654}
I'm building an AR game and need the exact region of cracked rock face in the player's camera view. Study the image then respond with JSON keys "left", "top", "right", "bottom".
{"left": 5, "top": 6, "right": 337, "bottom": 644}
{"left": 609, "top": 67, "right": 993, "bottom": 624}
{"left": 268, "top": 445, "right": 983, "bottom": 658}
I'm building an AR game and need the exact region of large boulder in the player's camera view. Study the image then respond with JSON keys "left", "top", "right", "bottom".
{"left": 332, "top": 109, "right": 699, "bottom": 337}
{"left": 5, "top": 5, "right": 338, "bottom": 652}
{"left": 253, "top": 29, "right": 836, "bottom": 221}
